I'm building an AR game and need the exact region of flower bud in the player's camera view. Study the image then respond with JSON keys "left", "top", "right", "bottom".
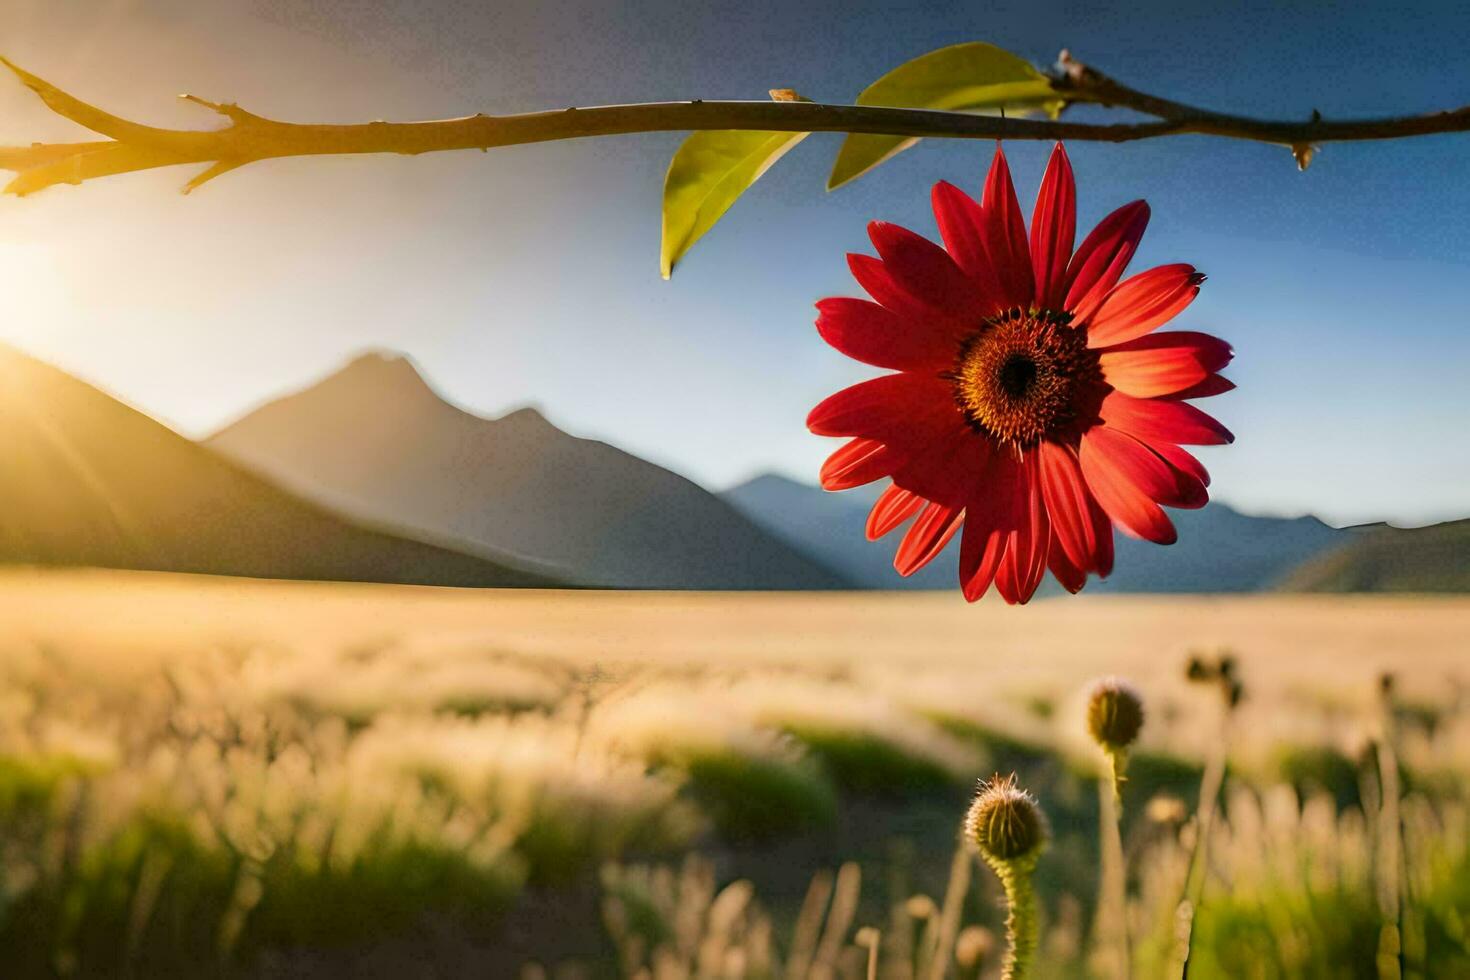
{"left": 1145, "top": 793, "right": 1188, "bottom": 826}
{"left": 1185, "top": 655, "right": 1212, "bottom": 682}
{"left": 905, "top": 894, "right": 938, "bottom": 921}
{"left": 955, "top": 925, "right": 995, "bottom": 968}
{"left": 965, "top": 773, "right": 1047, "bottom": 863}
{"left": 1086, "top": 677, "right": 1145, "bottom": 750}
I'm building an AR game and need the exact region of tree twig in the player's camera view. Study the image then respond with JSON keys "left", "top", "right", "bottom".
{"left": 1, "top": 52, "right": 1467, "bottom": 195}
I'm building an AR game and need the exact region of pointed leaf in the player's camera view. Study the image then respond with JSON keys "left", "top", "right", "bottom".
{"left": 660, "top": 110, "right": 810, "bottom": 278}
{"left": 827, "top": 42, "right": 1063, "bottom": 190}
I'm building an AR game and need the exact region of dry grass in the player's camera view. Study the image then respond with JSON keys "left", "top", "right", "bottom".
{"left": 0, "top": 568, "right": 1467, "bottom": 977}
{"left": 6, "top": 566, "right": 1465, "bottom": 765}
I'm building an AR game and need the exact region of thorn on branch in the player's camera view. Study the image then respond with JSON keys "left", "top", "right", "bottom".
{"left": 182, "top": 159, "right": 248, "bottom": 194}
{"left": 1053, "top": 49, "right": 1101, "bottom": 90}
{"left": 769, "top": 88, "right": 814, "bottom": 105}
{"left": 180, "top": 93, "right": 264, "bottom": 126}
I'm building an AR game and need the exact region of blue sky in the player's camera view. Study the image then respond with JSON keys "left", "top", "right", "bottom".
{"left": 0, "top": 0, "right": 1466, "bottom": 526}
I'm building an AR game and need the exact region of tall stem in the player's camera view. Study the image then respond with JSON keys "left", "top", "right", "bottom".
{"left": 928, "top": 842, "right": 974, "bottom": 980}
{"left": 1096, "top": 759, "right": 1131, "bottom": 980}
{"left": 1375, "top": 686, "right": 1404, "bottom": 980}
{"left": 1174, "top": 716, "right": 1230, "bottom": 978}
{"left": 993, "top": 857, "right": 1040, "bottom": 980}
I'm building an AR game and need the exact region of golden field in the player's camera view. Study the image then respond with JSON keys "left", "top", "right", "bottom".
{"left": 1, "top": 569, "right": 1468, "bottom": 977}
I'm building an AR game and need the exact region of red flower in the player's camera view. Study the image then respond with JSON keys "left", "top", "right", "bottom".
{"left": 808, "top": 143, "right": 1233, "bottom": 604}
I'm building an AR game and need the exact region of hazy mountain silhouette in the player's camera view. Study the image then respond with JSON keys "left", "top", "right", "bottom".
{"left": 0, "top": 345, "right": 559, "bottom": 587}
{"left": 207, "top": 352, "right": 848, "bottom": 590}
{"left": 1279, "top": 520, "right": 1470, "bottom": 592}
{"left": 1102, "top": 504, "right": 1343, "bottom": 593}
{"left": 722, "top": 474, "right": 961, "bottom": 590}
{"left": 722, "top": 473, "right": 1352, "bottom": 593}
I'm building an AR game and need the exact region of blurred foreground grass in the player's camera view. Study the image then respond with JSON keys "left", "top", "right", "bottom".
{"left": 0, "top": 569, "right": 1467, "bottom": 977}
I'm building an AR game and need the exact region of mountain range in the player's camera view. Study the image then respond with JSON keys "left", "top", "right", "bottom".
{"left": 2, "top": 343, "right": 1462, "bottom": 594}
{"left": 206, "top": 352, "right": 846, "bottom": 590}
{"left": 1281, "top": 520, "right": 1470, "bottom": 592}
{"left": 720, "top": 473, "right": 1350, "bottom": 593}
{"left": 0, "top": 345, "right": 556, "bottom": 587}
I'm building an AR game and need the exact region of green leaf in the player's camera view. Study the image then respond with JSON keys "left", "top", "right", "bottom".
{"left": 827, "top": 42, "right": 1063, "bottom": 191}
{"left": 660, "top": 123, "right": 809, "bottom": 279}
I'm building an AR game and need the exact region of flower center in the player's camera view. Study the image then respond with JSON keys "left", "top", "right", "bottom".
{"left": 951, "top": 308, "right": 1102, "bottom": 448}
{"left": 997, "top": 353, "right": 1038, "bottom": 400}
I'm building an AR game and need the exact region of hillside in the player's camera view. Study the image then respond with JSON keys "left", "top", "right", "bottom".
{"left": 0, "top": 345, "right": 559, "bottom": 587}
{"left": 207, "top": 352, "right": 847, "bottom": 590}
{"left": 1279, "top": 520, "right": 1470, "bottom": 592}
{"left": 1102, "top": 502, "right": 1343, "bottom": 593}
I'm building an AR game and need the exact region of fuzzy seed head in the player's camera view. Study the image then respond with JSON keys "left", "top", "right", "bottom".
{"left": 955, "top": 925, "right": 995, "bottom": 968}
{"left": 1145, "top": 793, "right": 1188, "bottom": 826}
{"left": 965, "top": 773, "right": 1047, "bottom": 862}
{"left": 1086, "top": 677, "right": 1145, "bottom": 749}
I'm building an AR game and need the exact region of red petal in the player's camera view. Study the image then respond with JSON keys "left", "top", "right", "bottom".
{"left": 867, "top": 222, "right": 990, "bottom": 326}
{"left": 815, "top": 297, "right": 956, "bottom": 372}
{"left": 1064, "top": 200, "right": 1150, "bottom": 323}
{"left": 848, "top": 254, "right": 953, "bottom": 330}
{"left": 1037, "top": 440, "right": 1101, "bottom": 573}
{"left": 1150, "top": 444, "right": 1209, "bottom": 509}
{"left": 1153, "top": 442, "right": 1211, "bottom": 488}
{"left": 1086, "top": 264, "right": 1205, "bottom": 346}
{"left": 807, "top": 373, "right": 950, "bottom": 438}
{"left": 995, "top": 454, "right": 1050, "bottom": 604}
{"left": 980, "top": 145, "right": 1034, "bottom": 310}
{"left": 1099, "top": 332, "right": 1234, "bottom": 398}
{"left": 894, "top": 501, "right": 964, "bottom": 576}
{"left": 1029, "top": 143, "right": 1076, "bottom": 310}
{"left": 1019, "top": 454, "right": 1052, "bottom": 600}
{"left": 1088, "top": 494, "right": 1115, "bottom": 577}
{"left": 1164, "top": 374, "right": 1236, "bottom": 401}
{"left": 959, "top": 453, "right": 1017, "bottom": 602}
{"left": 1079, "top": 427, "right": 1178, "bottom": 544}
{"left": 1098, "top": 390, "right": 1234, "bottom": 445}
{"left": 931, "top": 181, "right": 1005, "bottom": 312}
{"left": 890, "top": 420, "right": 994, "bottom": 509}
{"left": 867, "top": 484, "right": 926, "bottom": 540}
{"left": 820, "top": 437, "right": 903, "bottom": 491}
{"left": 1048, "top": 537, "right": 1087, "bottom": 594}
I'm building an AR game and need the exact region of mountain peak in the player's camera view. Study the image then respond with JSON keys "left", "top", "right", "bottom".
{"left": 338, "top": 349, "right": 430, "bottom": 387}
{"left": 207, "top": 363, "right": 847, "bottom": 589}
{"left": 0, "top": 343, "right": 555, "bottom": 587}
{"left": 497, "top": 405, "right": 553, "bottom": 428}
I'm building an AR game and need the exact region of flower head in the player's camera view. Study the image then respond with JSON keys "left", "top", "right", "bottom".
{"left": 965, "top": 773, "right": 1047, "bottom": 863}
{"left": 809, "top": 143, "right": 1234, "bottom": 603}
{"left": 1086, "top": 676, "right": 1145, "bottom": 750}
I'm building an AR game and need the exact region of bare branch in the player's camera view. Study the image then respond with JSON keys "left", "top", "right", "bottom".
{"left": 0, "top": 57, "right": 191, "bottom": 147}
{"left": 0, "top": 140, "right": 113, "bottom": 171}
{"left": 1053, "top": 51, "right": 1470, "bottom": 144}
{"left": 6, "top": 144, "right": 193, "bottom": 196}
{"left": 0, "top": 54, "right": 1466, "bottom": 196}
